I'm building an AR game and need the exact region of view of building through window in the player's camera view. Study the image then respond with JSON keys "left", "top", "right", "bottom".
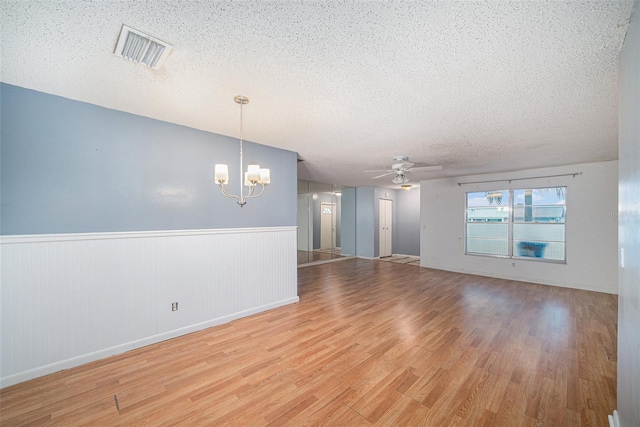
{"left": 466, "top": 187, "right": 566, "bottom": 261}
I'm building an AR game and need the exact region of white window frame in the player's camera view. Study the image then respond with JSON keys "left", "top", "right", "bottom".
{"left": 465, "top": 187, "right": 566, "bottom": 263}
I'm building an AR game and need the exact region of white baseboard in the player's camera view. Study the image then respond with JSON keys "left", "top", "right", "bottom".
{"left": 608, "top": 410, "right": 620, "bottom": 427}
{"left": 298, "top": 256, "right": 355, "bottom": 268}
{"left": 419, "top": 264, "right": 617, "bottom": 295}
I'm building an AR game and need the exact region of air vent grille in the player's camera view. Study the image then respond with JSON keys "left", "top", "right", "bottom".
{"left": 114, "top": 25, "right": 172, "bottom": 70}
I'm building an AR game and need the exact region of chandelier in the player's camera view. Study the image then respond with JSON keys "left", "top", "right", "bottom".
{"left": 214, "top": 95, "right": 270, "bottom": 207}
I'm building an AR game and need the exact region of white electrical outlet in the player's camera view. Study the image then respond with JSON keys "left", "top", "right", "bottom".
{"left": 172, "top": 302, "right": 178, "bottom": 311}
{"left": 620, "top": 248, "right": 625, "bottom": 268}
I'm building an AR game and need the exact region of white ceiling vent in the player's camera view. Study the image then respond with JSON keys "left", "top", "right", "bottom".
{"left": 114, "top": 25, "right": 172, "bottom": 70}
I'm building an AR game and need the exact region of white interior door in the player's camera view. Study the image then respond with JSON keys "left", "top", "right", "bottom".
{"left": 320, "top": 202, "right": 336, "bottom": 250}
{"left": 379, "top": 199, "right": 393, "bottom": 257}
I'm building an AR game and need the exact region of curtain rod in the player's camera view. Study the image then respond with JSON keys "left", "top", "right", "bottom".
{"left": 457, "top": 172, "right": 581, "bottom": 186}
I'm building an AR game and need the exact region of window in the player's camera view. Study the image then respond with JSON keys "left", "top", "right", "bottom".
{"left": 465, "top": 187, "right": 566, "bottom": 262}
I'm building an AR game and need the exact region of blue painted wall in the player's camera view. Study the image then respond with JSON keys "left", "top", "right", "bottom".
{"left": 355, "top": 187, "right": 375, "bottom": 258}
{"left": 0, "top": 84, "right": 297, "bottom": 234}
{"left": 341, "top": 188, "right": 356, "bottom": 256}
{"left": 396, "top": 188, "right": 420, "bottom": 256}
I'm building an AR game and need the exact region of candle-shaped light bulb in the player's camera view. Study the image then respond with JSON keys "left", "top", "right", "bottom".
{"left": 214, "top": 164, "right": 229, "bottom": 184}
{"left": 247, "top": 164, "right": 260, "bottom": 182}
{"left": 259, "top": 168, "right": 271, "bottom": 185}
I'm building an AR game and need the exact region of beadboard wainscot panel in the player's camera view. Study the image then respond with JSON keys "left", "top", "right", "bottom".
{"left": 0, "top": 227, "right": 298, "bottom": 387}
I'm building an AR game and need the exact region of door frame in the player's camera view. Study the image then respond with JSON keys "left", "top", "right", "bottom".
{"left": 320, "top": 202, "right": 336, "bottom": 250}
{"left": 379, "top": 199, "right": 393, "bottom": 258}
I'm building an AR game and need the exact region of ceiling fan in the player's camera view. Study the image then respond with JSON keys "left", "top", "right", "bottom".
{"left": 365, "top": 156, "right": 442, "bottom": 184}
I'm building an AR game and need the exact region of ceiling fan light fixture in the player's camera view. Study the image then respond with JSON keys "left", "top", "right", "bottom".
{"left": 401, "top": 185, "right": 412, "bottom": 191}
{"left": 392, "top": 174, "right": 409, "bottom": 185}
{"left": 365, "top": 156, "right": 442, "bottom": 184}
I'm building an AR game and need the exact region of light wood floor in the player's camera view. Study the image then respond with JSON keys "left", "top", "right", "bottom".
{"left": 0, "top": 259, "right": 617, "bottom": 426}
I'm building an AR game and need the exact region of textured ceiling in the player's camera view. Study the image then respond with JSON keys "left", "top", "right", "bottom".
{"left": 0, "top": 1, "right": 634, "bottom": 188}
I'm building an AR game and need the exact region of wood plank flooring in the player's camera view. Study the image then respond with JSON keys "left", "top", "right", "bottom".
{"left": 0, "top": 259, "right": 617, "bottom": 426}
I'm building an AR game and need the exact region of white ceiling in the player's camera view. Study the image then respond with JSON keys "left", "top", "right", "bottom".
{"left": 1, "top": 1, "right": 634, "bottom": 188}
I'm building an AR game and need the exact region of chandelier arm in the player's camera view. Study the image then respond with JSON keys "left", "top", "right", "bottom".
{"left": 244, "top": 184, "right": 266, "bottom": 200}
{"left": 238, "top": 184, "right": 257, "bottom": 205}
{"left": 217, "top": 183, "right": 243, "bottom": 204}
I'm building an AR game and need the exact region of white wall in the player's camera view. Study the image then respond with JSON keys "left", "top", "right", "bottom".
{"left": 0, "top": 227, "right": 298, "bottom": 387}
{"left": 420, "top": 161, "right": 618, "bottom": 294}
{"left": 617, "top": 1, "right": 640, "bottom": 424}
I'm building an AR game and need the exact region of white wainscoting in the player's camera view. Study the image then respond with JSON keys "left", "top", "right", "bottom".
{"left": 0, "top": 227, "right": 298, "bottom": 388}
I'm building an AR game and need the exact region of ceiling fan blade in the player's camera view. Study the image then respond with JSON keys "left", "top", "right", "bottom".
{"left": 371, "top": 171, "right": 395, "bottom": 179}
{"left": 395, "top": 162, "right": 414, "bottom": 169}
{"left": 407, "top": 165, "right": 443, "bottom": 172}
{"left": 364, "top": 169, "right": 393, "bottom": 173}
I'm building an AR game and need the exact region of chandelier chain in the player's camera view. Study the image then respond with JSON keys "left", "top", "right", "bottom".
{"left": 239, "top": 98, "right": 244, "bottom": 191}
